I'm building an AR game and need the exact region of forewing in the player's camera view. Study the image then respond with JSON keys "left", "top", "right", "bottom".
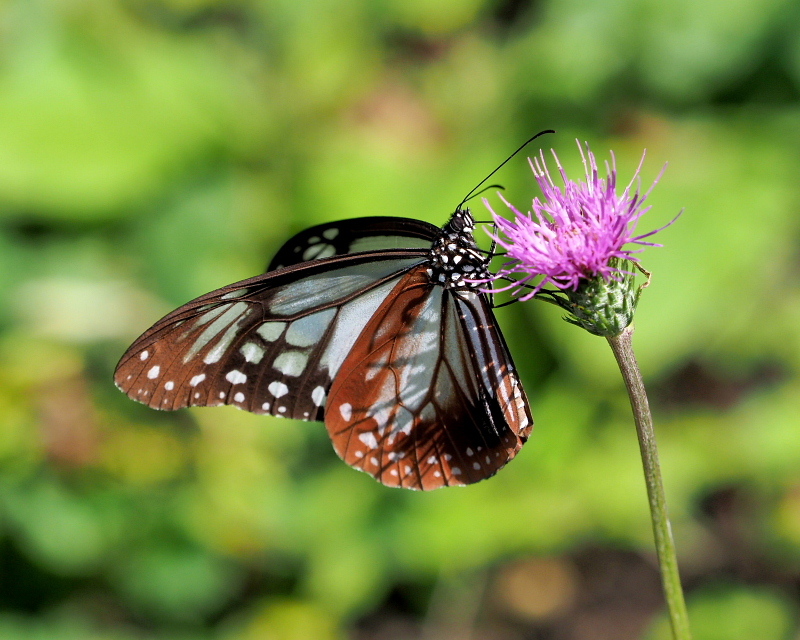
{"left": 115, "top": 253, "right": 427, "bottom": 421}
{"left": 325, "top": 268, "right": 533, "bottom": 490}
{"left": 268, "top": 217, "right": 439, "bottom": 270}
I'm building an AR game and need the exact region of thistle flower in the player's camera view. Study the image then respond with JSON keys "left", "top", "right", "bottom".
{"left": 481, "top": 141, "right": 692, "bottom": 637}
{"left": 484, "top": 141, "right": 671, "bottom": 336}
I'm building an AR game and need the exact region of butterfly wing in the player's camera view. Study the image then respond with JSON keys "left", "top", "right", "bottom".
{"left": 114, "top": 252, "right": 428, "bottom": 421}
{"left": 268, "top": 217, "right": 440, "bottom": 270}
{"left": 325, "top": 267, "right": 533, "bottom": 490}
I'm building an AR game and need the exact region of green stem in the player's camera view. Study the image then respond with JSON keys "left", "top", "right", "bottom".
{"left": 607, "top": 326, "right": 692, "bottom": 640}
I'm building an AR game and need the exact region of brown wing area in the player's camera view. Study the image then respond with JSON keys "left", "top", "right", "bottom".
{"left": 114, "top": 253, "right": 426, "bottom": 421}
{"left": 113, "top": 295, "right": 337, "bottom": 421}
{"left": 325, "top": 268, "right": 533, "bottom": 490}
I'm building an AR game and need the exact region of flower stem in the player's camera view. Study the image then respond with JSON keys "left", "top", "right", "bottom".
{"left": 606, "top": 326, "right": 692, "bottom": 640}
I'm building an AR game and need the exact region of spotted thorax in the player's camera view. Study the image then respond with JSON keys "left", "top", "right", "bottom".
{"left": 482, "top": 141, "right": 672, "bottom": 336}
{"left": 427, "top": 209, "right": 492, "bottom": 290}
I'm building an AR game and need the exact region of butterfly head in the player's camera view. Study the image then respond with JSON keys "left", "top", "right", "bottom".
{"left": 445, "top": 207, "right": 476, "bottom": 234}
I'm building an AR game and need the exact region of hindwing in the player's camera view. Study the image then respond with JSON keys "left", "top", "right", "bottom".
{"left": 325, "top": 267, "right": 532, "bottom": 489}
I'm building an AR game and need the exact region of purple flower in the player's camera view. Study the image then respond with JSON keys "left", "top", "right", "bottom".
{"left": 484, "top": 141, "right": 667, "bottom": 300}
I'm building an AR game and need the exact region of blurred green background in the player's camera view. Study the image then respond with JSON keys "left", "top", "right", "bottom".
{"left": 2, "top": 0, "right": 800, "bottom": 638}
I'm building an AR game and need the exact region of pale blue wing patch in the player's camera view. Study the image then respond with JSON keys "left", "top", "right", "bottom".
{"left": 269, "top": 259, "right": 421, "bottom": 315}
{"left": 194, "top": 277, "right": 403, "bottom": 420}
{"left": 318, "top": 279, "right": 399, "bottom": 375}
{"left": 115, "top": 259, "right": 422, "bottom": 424}
{"left": 285, "top": 309, "right": 336, "bottom": 347}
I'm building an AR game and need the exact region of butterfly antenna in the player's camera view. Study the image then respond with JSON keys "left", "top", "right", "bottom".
{"left": 464, "top": 184, "right": 505, "bottom": 207}
{"left": 457, "top": 129, "right": 555, "bottom": 211}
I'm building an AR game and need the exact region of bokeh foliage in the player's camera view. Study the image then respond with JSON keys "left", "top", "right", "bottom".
{"left": 2, "top": 0, "right": 800, "bottom": 638}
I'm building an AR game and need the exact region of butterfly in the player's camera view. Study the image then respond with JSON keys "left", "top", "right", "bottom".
{"left": 114, "top": 208, "right": 533, "bottom": 490}
{"left": 112, "top": 122, "right": 558, "bottom": 491}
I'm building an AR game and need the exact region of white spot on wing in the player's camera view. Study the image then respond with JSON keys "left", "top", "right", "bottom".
{"left": 165, "top": 381, "right": 174, "bottom": 390}
{"left": 140, "top": 351, "right": 149, "bottom": 361}
{"left": 261, "top": 402, "right": 270, "bottom": 411}
{"left": 340, "top": 403, "right": 352, "bottom": 421}
{"left": 190, "top": 373, "right": 206, "bottom": 387}
{"left": 147, "top": 366, "right": 160, "bottom": 379}
{"left": 226, "top": 370, "right": 247, "bottom": 385}
{"left": 268, "top": 381, "right": 289, "bottom": 398}
{"left": 240, "top": 342, "right": 265, "bottom": 364}
{"left": 257, "top": 322, "right": 285, "bottom": 342}
{"left": 358, "top": 432, "right": 378, "bottom": 449}
{"left": 273, "top": 351, "right": 308, "bottom": 377}
{"left": 323, "top": 228, "right": 339, "bottom": 239}
{"left": 234, "top": 392, "right": 245, "bottom": 403}
{"left": 312, "top": 386, "right": 326, "bottom": 407}
{"left": 303, "top": 243, "right": 336, "bottom": 261}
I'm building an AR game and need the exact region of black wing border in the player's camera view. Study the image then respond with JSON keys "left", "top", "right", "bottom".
{"left": 267, "top": 216, "right": 440, "bottom": 271}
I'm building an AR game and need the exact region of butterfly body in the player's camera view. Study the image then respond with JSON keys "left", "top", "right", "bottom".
{"left": 115, "top": 208, "right": 533, "bottom": 489}
{"left": 425, "top": 209, "right": 493, "bottom": 291}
